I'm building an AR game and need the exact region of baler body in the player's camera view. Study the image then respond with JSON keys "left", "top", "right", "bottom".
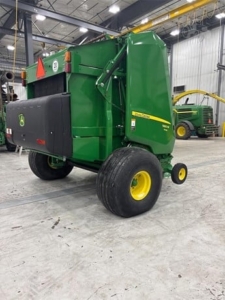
{"left": 7, "top": 32, "right": 174, "bottom": 170}
{"left": 5, "top": 32, "right": 187, "bottom": 218}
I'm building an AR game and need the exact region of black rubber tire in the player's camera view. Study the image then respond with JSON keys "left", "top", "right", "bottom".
{"left": 28, "top": 151, "right": 73, "bottom": 180}
{"left": 196, "top": 133, "right": 209, "bottom": 138}
{"left": 5, "top": 139, "right": 16, "bottom": 152}
{"left": 171, "top": 163, "right": 188, "bottom": 185}
{"left": 175, "top": 123, "right": 191, "bottom": 140}
{"left": 96, "top": 147, "right": 163, "bottom": 218}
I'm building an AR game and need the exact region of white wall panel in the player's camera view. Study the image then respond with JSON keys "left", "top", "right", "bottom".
{"left": 12, "top": 83, "right": 27, "bottom": 100}
{"left": 172, "top": 27, "right": 225, "bottom": 131}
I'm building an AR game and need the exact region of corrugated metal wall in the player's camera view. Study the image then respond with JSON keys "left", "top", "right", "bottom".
{"left": 172, "top": 26, "right": 225, "bottom": 132}
{"left": 12, "top": 83, "right": 27, "bottom": 100}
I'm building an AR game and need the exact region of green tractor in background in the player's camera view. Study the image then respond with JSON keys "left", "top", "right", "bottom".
{"left": 6, "top": 31, "right": 188, "bottom": 218}
{"left": 0, "top": 71, "right": 17, "bottom": 152}
{"left": 173, "top": 90, "right": 225, "bottom": 139}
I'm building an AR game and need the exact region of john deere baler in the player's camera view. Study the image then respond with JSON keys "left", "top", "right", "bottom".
{"left": 6, "top": 31, "right": 187, "bottom": 217}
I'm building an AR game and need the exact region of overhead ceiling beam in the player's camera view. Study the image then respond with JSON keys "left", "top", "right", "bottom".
{"left": 111, "top": 0, "right": 176, "bottom": 29}
{"left": 74, "top": 0, "right": 174, "bottom": 43}
{"left": 0, "top": 58, "right": 25, "bottom": 66}
{"left": 0, "top": 9, "right": 16, "bottom": 40}
{"left": 0, "top": 0, "right": 119, "bottom": 35}
{"left": 162, "top": 17, "right": 224, "bottom": 46}
{"left": 0, "top": 27, "right": 76, "bottom": 46}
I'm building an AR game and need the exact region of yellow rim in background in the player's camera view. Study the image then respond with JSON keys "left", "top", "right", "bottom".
{"left": 130, "top": 171, "right": 151, "bottom": 201}
{"left": 47, "top": 157, "right": 57, "bottom": 169}
{"left": 177, "top": 126, "right": 186, "bottom": 137}
{"left": 178, "top": 168, "right": 186, "bottom": 181}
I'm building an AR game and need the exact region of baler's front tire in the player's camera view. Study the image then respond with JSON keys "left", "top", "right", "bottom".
{"left": 96, "top": 147, "right": 163, "bottom": 218}
{"left": 28, "top": 151, "right": 73, "bottom": 180}
{"left": 171, "top": 163, "right": 188, "bottom": 184}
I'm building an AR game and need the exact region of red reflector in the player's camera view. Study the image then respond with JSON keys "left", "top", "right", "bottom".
{"left": 208, "top": 119, "right": 212, "bottom": 124}
{"left": 65, "top": 63, "right": 71, "bottom": 73}
{"left": 36, "top": 139, "right": 46, "bottom": 145}
{"left": 36, "top": 57, "right": 46, "bottom": 79}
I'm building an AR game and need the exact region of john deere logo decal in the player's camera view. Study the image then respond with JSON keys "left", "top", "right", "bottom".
{"left": 19, "top": 114, "right": 25, "bottom": 127}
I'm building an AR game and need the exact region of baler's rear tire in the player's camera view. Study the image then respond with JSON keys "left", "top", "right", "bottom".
{"left": 5, "top": 139, "right": 16, "bottom": 152}
{"left": 171, "top": 163, "right": 188, "bottom": 185}
{"left": 96, "top": 147, "right": 163, "bottom": 218}
{"left": 175, "top": 123, "right": 191, "bottom": 140}
{"left": 28, "top": 151, "right": 73, "bottom": 180}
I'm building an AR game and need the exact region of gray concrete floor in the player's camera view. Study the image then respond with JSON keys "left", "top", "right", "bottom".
{"left": 0, "top": 138, "right": 225, "bottom": 300}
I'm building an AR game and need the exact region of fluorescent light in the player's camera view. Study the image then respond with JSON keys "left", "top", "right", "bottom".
{"left": 36, "top": 14, "right": 46, "bottom": 21}
{"left": 79, "top": 27, "right": 88, "bottom": 33}
{"left": 141, "top": 18, "right": 148, "bottom": 24}
{"left": 170, "top": 29, "right": 180, "bottom": 36}
{"left": 7, "top": 45, "right": 15, "bottom": 51}
{"left": 109, "top": 5, "right": 120, "bottom": 14}
{"left": 42, "top": 52, "right": 49, "bottom": 57}
{"left": 216, "top": 12, "right": 225, "bottom": 19}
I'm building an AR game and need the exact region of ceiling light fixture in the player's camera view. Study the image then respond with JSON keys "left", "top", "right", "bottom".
{"left": 7, "top": 45, "right": 15, "bottom": 51}
{"left": 79, "top": 27, "right": 88, "bottom": 33}
{"left": 187, "top": 0, "right": 195, "bottom": 3}
{"left": 216, "top": 12, "right": 225, "bottom": 19}
{"left": 170, "top": 29, "right": 180, "bottom": 36}
{"left": 109, "top": 5, "right": 120, "bottom": 14}
{"left": 36, "top": 14, "right": 46, "bottom": 21}
{"left": 141, "top": 18, "right": 148, "bottom": 24}
{"left": 42, "top": 52, "right": 50, "bottom": 57}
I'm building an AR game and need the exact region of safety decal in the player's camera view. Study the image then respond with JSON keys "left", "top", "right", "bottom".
{"left": 52, "top": 60, "right": 59, "bottom": 73}
{"left": 131, "top": 119, "right": 136, "bottom": 131}
{"left": 18, "top": 114, "right": 25, "bottom": 127}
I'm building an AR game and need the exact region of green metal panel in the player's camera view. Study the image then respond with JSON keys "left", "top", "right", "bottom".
{"left": 174, "top": 105, "right": 201, "bottom": 127}
{"left": 67, "top": 39, "right": 125, "bottom": 162}
{"left": 73, "top": 137, "right": 99, "bottom": 161}
{"left": 26, "top": 49, "right": 67, "bottom": 84}
{"left": 125, "top": 32, "right": 175, "bottom": 155}
{"left": 71, "top": 39, "right": 118, "bottom": 71}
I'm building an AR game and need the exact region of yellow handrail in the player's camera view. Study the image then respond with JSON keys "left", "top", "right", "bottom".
{"left": 120, "top": 0, "right": 216, "bottom": 36}
{"left": 173, "top": 89, "right": 225, "bottom": 105}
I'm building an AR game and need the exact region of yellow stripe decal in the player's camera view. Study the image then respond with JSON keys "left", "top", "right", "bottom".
{"left": 132, "top": 111, "right": 171, "bottom": 125}
{"left": 173, "top": 109, "right": 198, "bottom": 114}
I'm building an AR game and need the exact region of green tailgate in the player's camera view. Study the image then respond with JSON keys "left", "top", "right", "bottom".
{"left": 125, "top": 32, "right": 175, "bottom": 154}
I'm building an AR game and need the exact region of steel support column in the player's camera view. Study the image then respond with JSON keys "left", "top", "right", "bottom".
{"left": 23, "top": 13, "right": 34, "bottom": 66}
{"left": 170, "top": 45, "right": 173, "bottom": 95}
{"left": 216, "top": 24, "right": 225, "bottom": 125}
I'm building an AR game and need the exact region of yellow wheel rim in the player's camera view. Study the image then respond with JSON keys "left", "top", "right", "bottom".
{"left": 178, "top": 168, "right": 186, "bottom": 181}
{"left": 130, "top": 171, "right": 151, "bottom": 201}
{"left": 177, "top": 126, "right": 186, "bottom": 137}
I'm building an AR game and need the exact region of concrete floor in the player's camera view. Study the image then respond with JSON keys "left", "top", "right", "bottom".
{"left": 0, "top": 138, "right": 224, "bottom": 300}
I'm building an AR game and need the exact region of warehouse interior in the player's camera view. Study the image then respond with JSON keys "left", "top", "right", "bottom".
{"left": 0, "top": 0, "right": 225, "bottom": 299}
